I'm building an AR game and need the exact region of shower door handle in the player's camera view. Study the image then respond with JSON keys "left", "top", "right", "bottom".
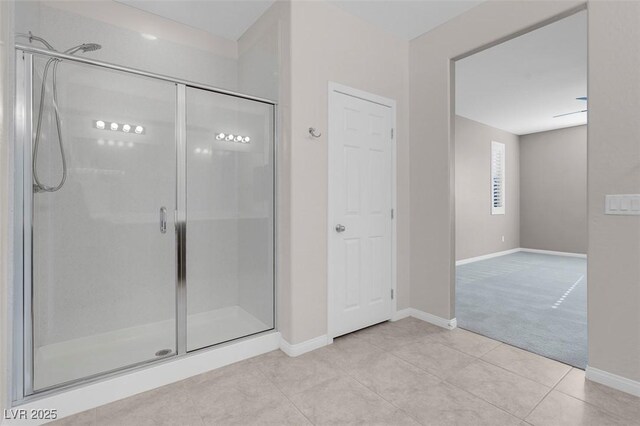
{"left": 160, "top": 207, "right": 167, "bottom": 234}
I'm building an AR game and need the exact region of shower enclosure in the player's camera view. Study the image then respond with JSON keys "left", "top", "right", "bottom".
{"left": 14, "top": 46, "right": 276, "bottom": 397}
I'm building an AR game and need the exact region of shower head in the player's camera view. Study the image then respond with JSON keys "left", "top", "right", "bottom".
{"left": 64, "top": 43, "right": 102, "bottom": 55}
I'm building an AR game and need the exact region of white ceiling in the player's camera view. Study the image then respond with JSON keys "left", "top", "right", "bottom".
{"left": 456, "top": 11, "right": 587, "bottom": 135}
{"left": 116, "top": 0, "right": 482, "bottom": 42}
{"left": 117, "top": 0, "right": 276, "bottom": 41}
{"left": 330, "top": 1, "right": 483, "bottom": 40}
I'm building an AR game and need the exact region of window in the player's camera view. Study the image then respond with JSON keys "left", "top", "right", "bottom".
{"left": 491, "top": 141, "right": 505, "bottom": 215}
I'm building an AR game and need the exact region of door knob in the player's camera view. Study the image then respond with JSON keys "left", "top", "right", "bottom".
{"left": 335, "top": 224, "right": 346, "bottom": 233}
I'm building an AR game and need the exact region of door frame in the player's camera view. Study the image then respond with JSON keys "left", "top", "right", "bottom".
{"left": 327, "top": 82, "right": 397, "bottom": 341}
{"left": 12, "top": 46, "right": 278, "bottom": 403}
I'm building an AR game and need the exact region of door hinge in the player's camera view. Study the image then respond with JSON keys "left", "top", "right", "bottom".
{"left": 391, "top": 208, "right": 394, "bottom": 219}
{"left": 391, "top": 289, "right": 394, "bottom": 299}
{"left": 391, "top": 128, "right": 394, "bottom": 139}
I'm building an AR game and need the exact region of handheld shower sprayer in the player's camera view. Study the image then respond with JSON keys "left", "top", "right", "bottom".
{"left": 16, "top": 32, "right": 102, "bottom": 193}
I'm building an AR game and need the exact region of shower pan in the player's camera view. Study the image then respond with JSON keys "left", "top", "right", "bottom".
{"left": 14, "top": 45, "right": 276, "bottom": 398}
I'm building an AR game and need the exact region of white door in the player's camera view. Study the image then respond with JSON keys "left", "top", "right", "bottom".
{"left": 329, "top": 86, "right": 394, "bottom": 338}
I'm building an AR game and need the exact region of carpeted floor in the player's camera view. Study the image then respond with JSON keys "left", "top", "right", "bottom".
{"left": 456, "top": 251, "right": 587, "bottom": 368}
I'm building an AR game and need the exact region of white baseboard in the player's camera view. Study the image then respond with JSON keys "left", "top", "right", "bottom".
{"left": 456, "top": 247, "right": 587, "bottom": 265}
{"left": 279, "top": 335, "right": 329, "bottom": 357}
{"left": 391, "top": 308, "right": 412, "bottom": 321}
{"left": 586, "top": 366, "right": 640, "bottom": 397}
{"left": 391, "top": 308, "right": 457, "bottom": 330}
{"left": 519, "top": 248, "right": 587, "bottom": 258}
{"left": 456, "top": 248, "right": 521, "bottom": 265}
{"left": 6, "top": 332, "right": 281, "bottom": 426}
{"left": 296, "top": 308, "right": 455, "bottom": 358}
{"left": 410, "top": 308, "right": 457, "bottom": 330}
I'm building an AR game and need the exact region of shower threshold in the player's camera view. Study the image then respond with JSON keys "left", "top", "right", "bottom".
{"left": 33, "top": 306, "right": 270, "bottom": 391}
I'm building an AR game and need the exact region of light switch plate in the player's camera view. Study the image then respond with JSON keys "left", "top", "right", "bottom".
{"left": 605, "top": 194, "right": 640, "bottom": 215}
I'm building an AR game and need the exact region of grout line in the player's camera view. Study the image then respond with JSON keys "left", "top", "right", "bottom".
{"left": 374, "top": 325, "right": 521, "bottom": 421}
{"left": 522, "top": 369, "right": 571, "bottom": 420}
{"left": 479, "top": 343, "right": 574, "bottom": 388}
{"left": 331, "top": 336, "right": 431, "bottom": 425}
{"left": 440, "top": 358, "right": 554, "bottom": 420}
{"left": 457, "top": 324, "right": 580, "bottom": 374}
{"left": 345, "top": 369, "right": 427, "bottom": 426}
{"left": 382, "top": 324, "right": 553, "bottom": 420}
{"left": 251, "top": 356, "right": 318, "bottom": 425}
{"left": 273, "top": 384, "right": 316, "bottom": 425}
{"left": 551, "top": 389, "right": 631, "bottom": 423}
{"left": 552, "top": 370, "right": 636, "bottom": 423}
{"left": 552, "top": 367, "right": 573, "bottom": 390}
{"left": 439, "top": 374, "right": 523, "bottom": 421}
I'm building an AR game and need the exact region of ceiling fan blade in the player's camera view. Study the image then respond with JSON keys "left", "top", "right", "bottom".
{"left": 553, "top": 109, "right": 588, "bottom": 118}
{"left": 576, "top": 96, "right": 588, "bottom": 101}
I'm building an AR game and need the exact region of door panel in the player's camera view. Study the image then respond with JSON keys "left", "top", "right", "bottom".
{"left": 330, "top": 89, "right": 393, "bottom": 338}
{"left": 30, "top": 55, "right": 177, "bottom": 391}
{"left": 185, "top": 86, "right": 275, "bottom": 351}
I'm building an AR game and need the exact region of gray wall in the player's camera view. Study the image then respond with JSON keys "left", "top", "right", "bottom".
{"left": 587, "top": 1, "right": 640, "bottom": 383}
{"left": 520, "top": 125, "right": 587, "bottom": 254}
{"left": 455, "top": 116, "right": 520, "bottom": 261}
{"left": 286, "top": 0, "right": 410, "bottom": 344}
{"left": 411, "top": 0, "right": 640, "bottom": 384}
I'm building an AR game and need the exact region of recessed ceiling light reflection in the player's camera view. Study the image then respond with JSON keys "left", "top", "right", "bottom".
{"left": 141, "top": 33, "right": 158, "bottom": 41}
{"left": 107, "top": 140, "right": 115, "bottom": 146}
{"left": 226, "top": 134, "right": 234, "bottom": 141}
{"left": 128, "top": 142, "right": 134, "bottom": 148}
{"left": 243, "top": 136, "right": 250, "bottom": 143}
{"left": 216, "top": 133, "right": 225, "bottom": 140}
{"left": 95, "top": 120, "right": 146, "bottom": 135}
{"left": 195, "top": 148, "right": 202, "bottom": 153}
{"left": 97, "top": 139, "right": 105, "bottom": 145}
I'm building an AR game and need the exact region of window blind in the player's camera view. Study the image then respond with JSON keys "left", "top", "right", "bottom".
{"left": 491, "top": 141, "right": 505, "bottom": 215}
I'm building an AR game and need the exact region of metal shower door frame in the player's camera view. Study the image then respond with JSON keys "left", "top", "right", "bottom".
{"left": 13, "top": 46, "right": 278, "bottom": 403}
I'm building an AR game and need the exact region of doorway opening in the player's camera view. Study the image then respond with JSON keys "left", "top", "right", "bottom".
{"left": 453, "top": 11, "right": 587, "bottom": 368}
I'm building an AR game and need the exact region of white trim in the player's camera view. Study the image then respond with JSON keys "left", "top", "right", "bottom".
{"left": 519, "top": 248, "right": 587, "bottom": 258}
{"left": 456, "top": 247, "right": 587, "bottom": 265}
{"left": 586, "top": 366, "right": 640, "bottom": 397}
{"left": 5, "top": 332, "right": 280, "bottom": 426}
{"left": 456, "top": 248, "right": 521, "bottom": 265}
{"left": 327, "top": 82, "right": 398, "bottom": 340}
{"left": 410, "top": 309, "right": 457, "bottom": 330}
{"left": 391, "top": 308, "right": 457, "bottom": 330}
{"left": 391, "top": 308, "right": 412, "bottom": 322}
{"left": 281, "top": 309, "right": 455, "bottom": 360}
{"left": 279, "top": 335, "right": 329, "bottom": 357}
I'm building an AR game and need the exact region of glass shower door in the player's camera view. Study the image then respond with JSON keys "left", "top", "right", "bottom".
{"left": 185, "top": 87, "right": 275, "bottom": 351}
{"left": 30, "top": 55, "right": 178, "bottom": 391}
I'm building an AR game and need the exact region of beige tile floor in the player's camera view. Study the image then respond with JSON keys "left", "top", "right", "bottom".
{"left": 52, "top": 318, "right": 640, "bottom": 426}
